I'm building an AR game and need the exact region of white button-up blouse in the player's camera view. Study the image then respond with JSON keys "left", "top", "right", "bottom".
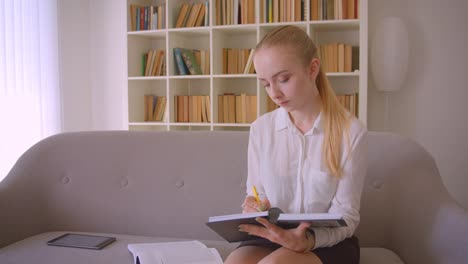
{"left": 246, "top": 107, "right": 368, "bottom": 249}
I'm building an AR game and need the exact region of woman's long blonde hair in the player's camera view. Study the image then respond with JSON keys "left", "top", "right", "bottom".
{"left": 255, "top": 25, "right": 351, "bottom": 178}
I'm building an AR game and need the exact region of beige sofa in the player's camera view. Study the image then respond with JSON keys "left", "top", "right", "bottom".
{"left": 0, "top": 131, "right": 467, "bottom": 264}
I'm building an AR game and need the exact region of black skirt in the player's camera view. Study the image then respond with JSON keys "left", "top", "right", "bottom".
{"left": 237, "top": 236, "right": 360, "bottom": 264}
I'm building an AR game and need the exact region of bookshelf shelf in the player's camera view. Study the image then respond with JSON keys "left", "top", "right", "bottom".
{"left": 214, "top": 123, "right": 251, "bottom": 127}
{"left": 211, "top": 24, "right": 258, "bottom": 31}
{"left": 168, "top": 75, "right": 211, "bottom": 80}
{"left": 125, "top": 0, "right": 368, "bottom": 131}
{"left": 309, "top": 19, "right": 359, "bottom": 30}
{"left": 169, "top": 122, "right": 212, "bottom": 126}
{"left": 129, "top": 76, "right": 167, "bottom": 81}
{"left": 212, "top": 74, "right": 257, "bottom": 78}
{"left": 169, "top": 27, "right": 211, "bottom": 35}
{"left": 327, "top": 72, "right": 360, "bottom": 77}
{"left": 129, "top": 122, "right": 167, "bottom": 126}
{"left": 128, "top": 30, "right": 166, "bottom": 37}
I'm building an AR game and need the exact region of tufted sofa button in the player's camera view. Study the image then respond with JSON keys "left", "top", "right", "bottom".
{"left": 372, "top": 180, "right": 383, "bottom": 190}
{"left": 175, "top": 179, "right": 184, "bottom": 188}
{"left": 120, "top": 177, "right": 129, "bottom": 188}
{"left": 240, "top": 181, "right": 246, "bottom": 189}
{"left": 61, "top": 176, "right": 70, "bottom": 184}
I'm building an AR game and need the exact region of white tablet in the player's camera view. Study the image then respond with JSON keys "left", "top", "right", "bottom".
{"left": 47, "top": 233, "right": 116, "bottom": 250}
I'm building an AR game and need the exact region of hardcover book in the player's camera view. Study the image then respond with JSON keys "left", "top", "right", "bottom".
{"left": 206, "top": 207, "right": 346, "bottom": 242}
{"left": 180, "top": 48, "right": 203, "bottom": 75}
{"left": 173, "top": 48, "right": 189, "bottom": 75}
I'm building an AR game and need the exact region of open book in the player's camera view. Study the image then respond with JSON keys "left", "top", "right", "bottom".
{"left": 206, "top": 207, "right": 347, "bottom": 242}
{"left": 128, "top": 241, "right": 223, "bottom": 264}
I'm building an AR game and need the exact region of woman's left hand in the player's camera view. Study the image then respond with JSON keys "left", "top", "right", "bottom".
{"left": 239, "top": 218, "right": 313, "bottom": 252}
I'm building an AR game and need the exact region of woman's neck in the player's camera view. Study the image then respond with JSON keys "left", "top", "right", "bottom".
{"left": 289, "top": 97, "right": 322, "bottom": 134}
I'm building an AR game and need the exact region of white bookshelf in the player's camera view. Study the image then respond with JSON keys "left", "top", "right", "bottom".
{"left": 125, "top": 0, "right": 368, "bottom": 131}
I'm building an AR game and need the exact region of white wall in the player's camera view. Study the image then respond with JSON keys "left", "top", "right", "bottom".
{"left": 59, "top": 0, "right": 127, "bottom": 132}
{"left": 58, "top": 0, "right": 93, "bottom": 131}
{"left": 368, "top": 0, "right": 468, "bottom": 209}
{"left": 89, "top": 0, "right": 127, "bottom": 130}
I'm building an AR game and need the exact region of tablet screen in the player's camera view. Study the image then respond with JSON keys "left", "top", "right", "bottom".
{"left": 47, "top": 233, "right": 116, "bottom": 250}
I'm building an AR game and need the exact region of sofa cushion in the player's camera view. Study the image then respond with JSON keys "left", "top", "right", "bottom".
{"left": 0, "top": 231, "right": 237, "bottom": 264}
{"left": 0, "top": 231, "right": 404, "bottom": 264}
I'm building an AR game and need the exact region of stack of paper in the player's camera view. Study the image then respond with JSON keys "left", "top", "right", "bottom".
{"left": 128, "top": 240, "right": 223, "bottom": 264}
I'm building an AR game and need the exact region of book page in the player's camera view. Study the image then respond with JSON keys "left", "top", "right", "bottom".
{"left": 278, "top": 213, "right": 343, "bottom": 221}
{"left": 161, "top": 247, "right": 223, "bottom": 264}
{"left": 208, "top": 211, "right": 268, "bottom": 222}
{"left": 128, "top": 241, "right": 223, "bottom": 264}
{"left": 128, "top": 243, "right": 164, "bottom": 264}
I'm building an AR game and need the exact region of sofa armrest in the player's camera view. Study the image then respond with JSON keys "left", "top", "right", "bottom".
{"left": 365, "top": 133, "right": 468, "bottom": 264}
{"left": 0, "top": 145, "right": 49, "bottom": 248}
{"left": 391, "top": 147, "right": 468, "bottom": 264}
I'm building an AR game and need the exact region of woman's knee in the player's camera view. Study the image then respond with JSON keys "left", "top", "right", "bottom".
{"left": 224, "top": 246, "right": 272, "bottom": 264}
{"left": 258, "top": 248, "right": 322, "bottom": 264}
{"left": 224, "top": 252, "right": 254, "bottom": 264}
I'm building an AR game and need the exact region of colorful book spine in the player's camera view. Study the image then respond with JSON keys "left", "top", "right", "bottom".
{"left": 180, "top": 48, "right": 203, "bottom": 75}
{"left": 173, "top": 48, "right": 189, "bottom": 75}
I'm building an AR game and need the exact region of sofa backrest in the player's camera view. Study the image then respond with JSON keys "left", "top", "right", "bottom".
{"left": 0, "top": 131, "right": 250, "bottom": 245}
{"left": 2, "top": 131, "right": 467, "bottom": 264}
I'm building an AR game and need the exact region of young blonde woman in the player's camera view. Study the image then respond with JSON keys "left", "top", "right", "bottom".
{"left": 224, "top": 25, "right": 367, "bottom": 264}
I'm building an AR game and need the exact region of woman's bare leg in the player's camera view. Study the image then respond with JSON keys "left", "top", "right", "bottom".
{"left": 224, "top": 246, "right": 275, "bottom": 264}
{"left": 258, "top": 247, "right": 323, "bottom": 264}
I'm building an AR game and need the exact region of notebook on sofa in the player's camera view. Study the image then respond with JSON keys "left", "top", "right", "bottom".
{"left": 128, "top": 241, "right": 222, "bottom": 264}
{"left": 206, "top": 207, "right": 347, "bottom": 242}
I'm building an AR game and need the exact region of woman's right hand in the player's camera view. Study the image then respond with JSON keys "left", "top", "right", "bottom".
{"left": 241, "top": 196, "right": 271, "bottom": 213}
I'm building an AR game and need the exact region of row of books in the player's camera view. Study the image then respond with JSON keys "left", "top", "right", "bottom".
{"left": 144, "top": 95, "right": 167, "bottom": 122}
{"left": 138, "top": 43, "right": 356, "bottom": 76}
{"left": 310, "top": 0, "right": 359, "bottom": 21}
{"left": 175, "top": 2, "right": 209, "bottom": 28}
{"left": 174, "top": 95, "right": 211, "bottom": 123}
{"left": 259, "top": 0, "right": 359, "bottom": 23}
{"left": 215, "top": 0, "right": 255, "bottom": 25}
{"left": 337, "top": 93, "right": 358, "bottom": 116}
{"left": 260, "top": 0, "right": 304, "bottom": 23}
{"left": 218, "top": 93, "right": 257, "bottom": 123}
{"left": 174, "top": 48, "right": 210, "bottom": 75}
{"left": 144, "top": 94, "right": 355, "bottom": 122}
{"left": 319, "top": 43, "right": 359, "bottom": 73}
{"left": 142, "top": 50, "right": 166, "bottom": 76}
{"left": 129, "top": 4, "right": 165, "bottom": 31}
{"left": 222, "top": 48, "right": 255, "bottom": 75}
{"left": 128, "top": 0, "right": 359, "bottom": 32}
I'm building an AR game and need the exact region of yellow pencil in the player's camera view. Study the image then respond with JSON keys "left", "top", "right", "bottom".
{"left": 252, "top": 185, "right": 261, "bottom": 203}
